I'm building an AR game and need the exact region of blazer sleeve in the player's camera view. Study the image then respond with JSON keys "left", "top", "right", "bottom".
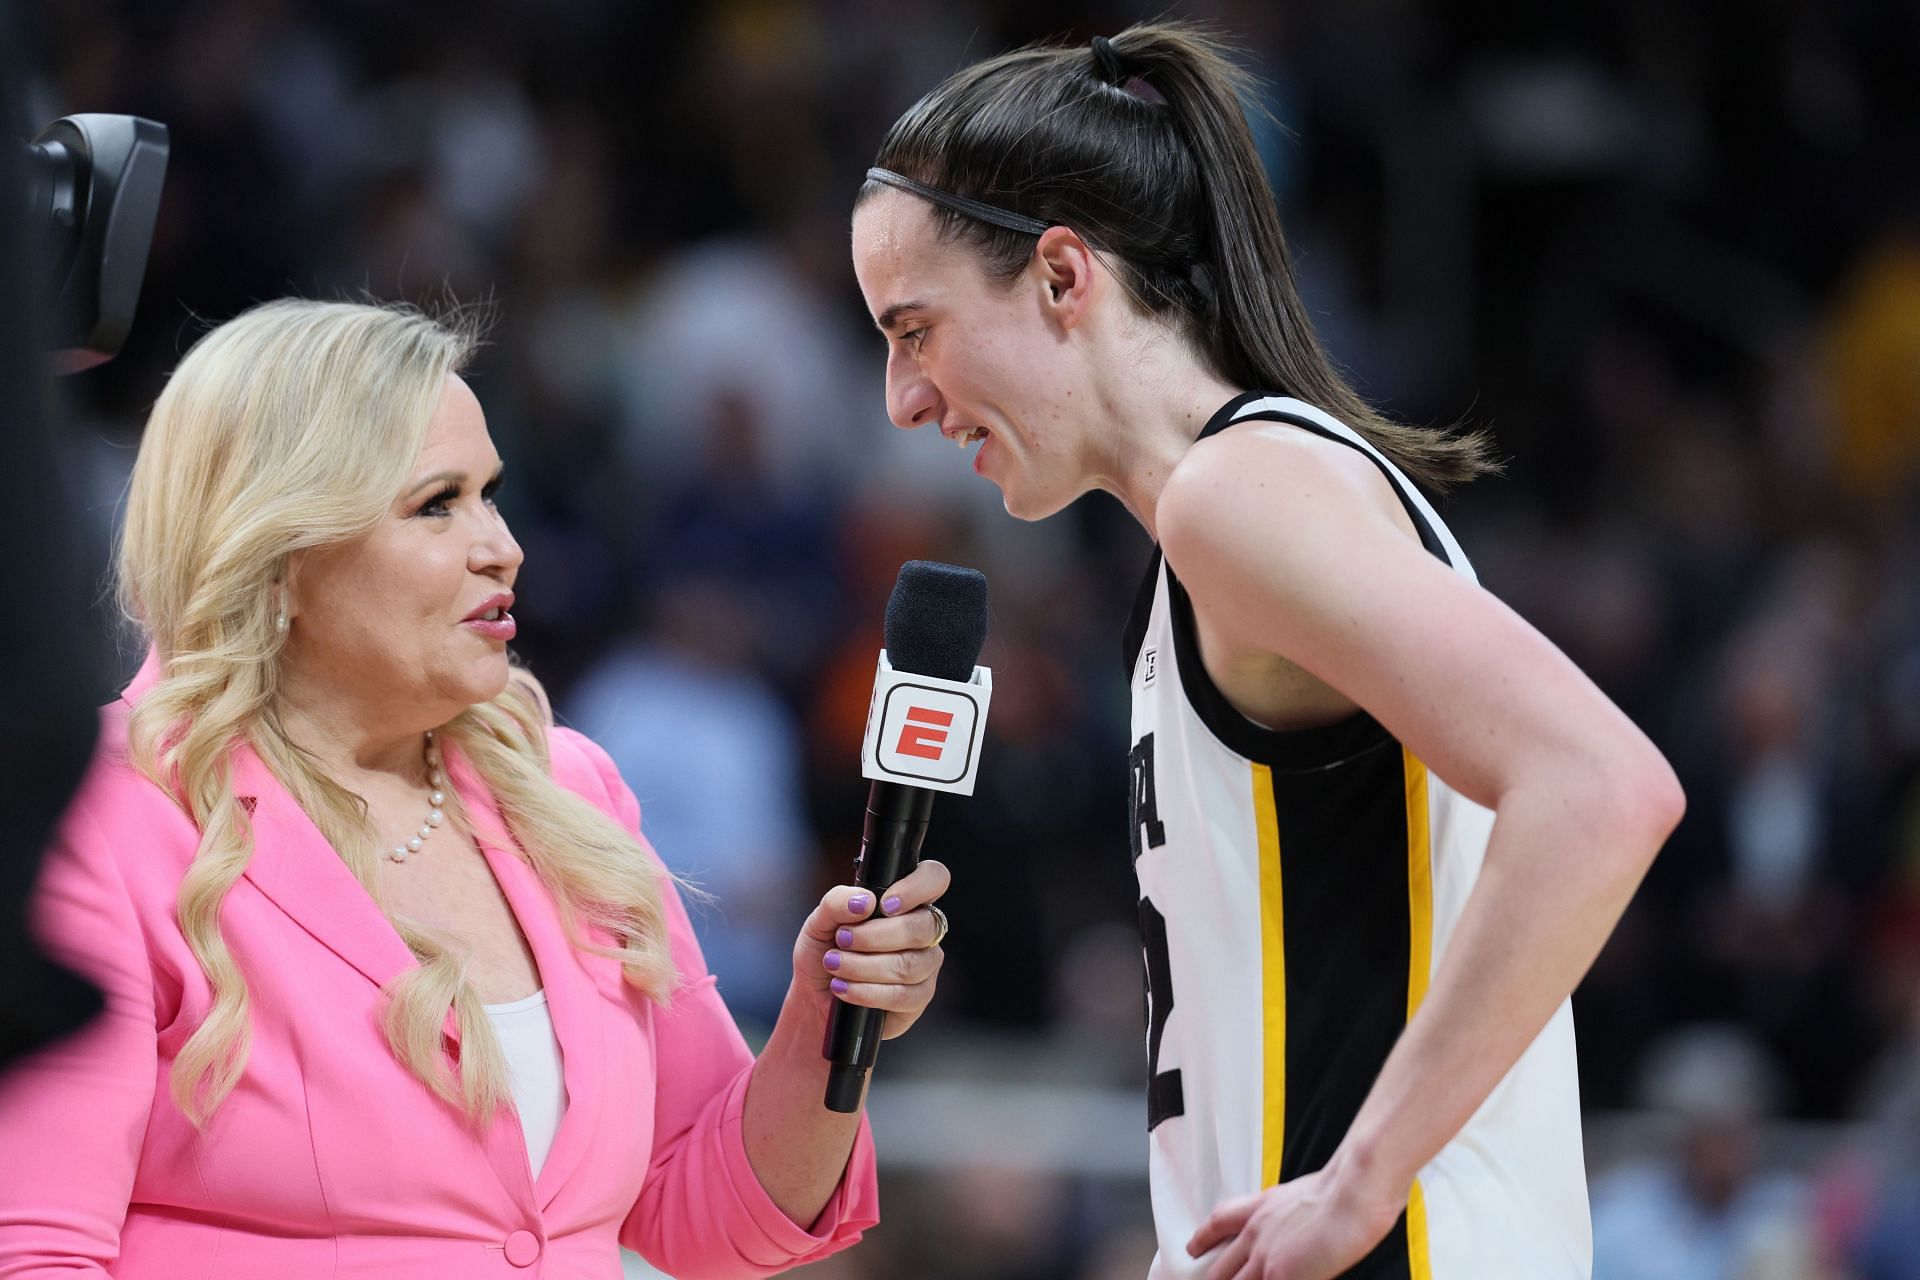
{"left": 558, "top": 731, "right": 879, "bottom": 1278}
{"left": 0, "top": 801, "right": 159, "bottom": 1278}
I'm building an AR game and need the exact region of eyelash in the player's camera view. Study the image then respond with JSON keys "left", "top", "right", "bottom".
{"left": 418, "top": 477, "right": 503, "bottom": 517}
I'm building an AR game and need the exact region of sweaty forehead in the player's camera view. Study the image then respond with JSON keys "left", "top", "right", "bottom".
{"left": 853, "top": 187, "right": 936, "bottom": 254}
{"left": 852, "top": 190, "right": 955, "bottom": 301}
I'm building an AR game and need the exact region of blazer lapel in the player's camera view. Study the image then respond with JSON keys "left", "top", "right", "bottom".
{"left": 120, "top": 653, "right": 415, "bottom": 1000}
{"left": 230, "top": 747, "right": 422, "bottom": 995}
{"left": 447, "top": 746, "right": 606, "bottom": 1211}
{"left": 231, "top": 745, "right": 501, "bottom": 1050}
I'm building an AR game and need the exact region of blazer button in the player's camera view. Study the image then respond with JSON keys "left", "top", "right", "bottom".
{"left": 504, "top": 1229, "right": 541, "bottom": 1267}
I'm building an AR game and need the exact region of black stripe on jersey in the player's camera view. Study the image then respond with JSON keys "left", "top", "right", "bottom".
{"left": 1167, "top": 568, "right": 1396, "bottom": 770}
{"left": 1269, "top": 749, "right": 1419, "bottom": 1279}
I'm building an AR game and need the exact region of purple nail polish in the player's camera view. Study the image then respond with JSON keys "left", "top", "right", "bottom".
{"left": 848, "top": 893, "right": 871, "bottom": 915}
{"left": 824, "top": 951, "right": 842, "bottom": 971}
{"left": 882, "top": 895, "right": 903, "bottom": 915}
{"left": 831, "top": 977, "right": 849, "bottom": 996}
{"left": 836, "top": 927, "right": 855, "bottom": 949}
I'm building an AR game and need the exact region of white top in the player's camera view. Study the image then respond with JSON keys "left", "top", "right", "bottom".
{"left": 481, "top": 989, "right": 568, "bottom": 1181}
{"left": 1127, "top": 395, "right": 1590, "bottom": 1279}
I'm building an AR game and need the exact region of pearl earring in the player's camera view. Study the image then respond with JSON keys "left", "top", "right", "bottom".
{"left": 275, "top": 611, "right": 287, "bottom": 631}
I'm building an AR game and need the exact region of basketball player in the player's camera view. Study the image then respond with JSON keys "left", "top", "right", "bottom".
{"left": 849, "top": 23, "right": 1683, "bottom": 1280}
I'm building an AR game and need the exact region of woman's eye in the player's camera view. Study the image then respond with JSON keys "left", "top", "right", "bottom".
{"left": 414, "top": 474, "right": 503, "bottom": 517}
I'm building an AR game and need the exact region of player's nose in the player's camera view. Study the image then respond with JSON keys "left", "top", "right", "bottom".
{"left": 885, "top": 345, "right": 942, "bottom": 432}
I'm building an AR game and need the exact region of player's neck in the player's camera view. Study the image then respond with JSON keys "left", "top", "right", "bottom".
{"left": 1092, "top": 347, "right": 1242, "bottom": 542}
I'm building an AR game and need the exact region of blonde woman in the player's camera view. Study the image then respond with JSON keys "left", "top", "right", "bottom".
{"left": 0, "top": 300, "right": 947, "bottom": 1277}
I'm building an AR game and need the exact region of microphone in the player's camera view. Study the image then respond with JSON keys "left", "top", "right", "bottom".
{"left": 823, "top": 560, "right": 991, "bottom": 1113}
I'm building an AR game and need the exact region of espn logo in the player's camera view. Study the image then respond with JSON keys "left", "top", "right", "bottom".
{"left": 861, "top": 651, "right": 993, "bottom": 795}
{"left": 875, "top": 685, "right": 980, "bottom": 784}
{"left": 893, "top": 706, "right": 955, "bottom": 760}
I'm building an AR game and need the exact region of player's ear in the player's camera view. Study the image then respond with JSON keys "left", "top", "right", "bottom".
{"left": 1033, "top": 226, "right": 1097, "bottom": 332}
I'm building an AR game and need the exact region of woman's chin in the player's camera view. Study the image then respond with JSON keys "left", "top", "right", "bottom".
{"left": 454, "top": 655, "right": 515, "bottom": 709}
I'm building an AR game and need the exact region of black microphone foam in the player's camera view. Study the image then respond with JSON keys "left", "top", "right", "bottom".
{"left": 883, "top": 561, "right": 988, "bottom": 682}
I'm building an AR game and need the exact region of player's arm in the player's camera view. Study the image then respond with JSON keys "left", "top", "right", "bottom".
{"left": 1158, "top": 430, "right": 1683, "bottom": 1275}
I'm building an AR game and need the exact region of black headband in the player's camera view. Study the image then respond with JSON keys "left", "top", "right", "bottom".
{"left": 865, "top": 167, "right": 1050, "bottom": 237}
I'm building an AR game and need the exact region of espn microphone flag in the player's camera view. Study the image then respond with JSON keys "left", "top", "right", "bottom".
{"left": 860, "top": 651, "right": 993, "bottom": 793}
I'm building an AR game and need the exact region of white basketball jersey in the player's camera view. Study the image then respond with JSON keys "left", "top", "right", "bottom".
{"left": 1124, "top": 395, "right": 1591, "bottom": 1279}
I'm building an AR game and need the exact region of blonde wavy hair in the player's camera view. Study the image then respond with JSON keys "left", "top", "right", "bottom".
{"left": 115, "top": 299, "right": 675, "bottom": 1128}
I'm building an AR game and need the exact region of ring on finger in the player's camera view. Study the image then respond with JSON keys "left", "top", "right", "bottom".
{"left": 924, "top": 903, "right": 949, "bottom": 948}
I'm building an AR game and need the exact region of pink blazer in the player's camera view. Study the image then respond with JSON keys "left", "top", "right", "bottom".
{"left": 0, "top": 659, "right": 878, "bottom": 1278}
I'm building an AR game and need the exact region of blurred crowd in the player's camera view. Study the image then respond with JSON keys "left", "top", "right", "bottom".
{"left": 24, "top": 0, "right": 1920, "bottom": 1275}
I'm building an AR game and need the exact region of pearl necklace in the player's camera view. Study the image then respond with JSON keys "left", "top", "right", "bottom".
{"left": 383, "top": 730, "right": 448, "bottom": 863}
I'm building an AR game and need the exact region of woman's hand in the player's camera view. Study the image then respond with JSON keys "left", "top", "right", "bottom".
{"left": 1186, "top": 1163, "right": 1406, "bottom": 1280}
{"left": 792, "top": 859, "right": 950, "bottom": 1039}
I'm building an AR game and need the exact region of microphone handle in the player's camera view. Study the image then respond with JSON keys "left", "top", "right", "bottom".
{"left": 822, "top": 780, "right": 935, "bottom": 1112}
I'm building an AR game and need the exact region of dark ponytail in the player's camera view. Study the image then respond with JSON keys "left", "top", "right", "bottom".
{"left": 862, "top": 22, "right": 1495, "bottom": 490}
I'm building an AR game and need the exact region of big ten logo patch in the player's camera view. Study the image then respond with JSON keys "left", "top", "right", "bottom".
{"left": 1142, "top": 647, "right": 1158, "bottom": 686}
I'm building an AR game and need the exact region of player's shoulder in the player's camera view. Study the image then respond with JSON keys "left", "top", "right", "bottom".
{"left": 1159, "top": 407, "right": 1400, "bottom": 559}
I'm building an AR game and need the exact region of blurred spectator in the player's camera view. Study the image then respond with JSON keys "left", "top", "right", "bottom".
{"left": 1591, "top": 1026, "right": 1816, "bottom": 1280}
{"left": 567, "top": 574, "right": 812, "bottom": 1032}
{"left": 610, "top": 231, "right": 874, "bottom": 505}
{"left": 1841, "top": 963, "right": 1920, "bottom": 1278}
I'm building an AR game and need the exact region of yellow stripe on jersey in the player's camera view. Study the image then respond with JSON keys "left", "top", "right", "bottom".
{"left": 1407, "top": 1177, "right": 1434, "bottom": 1280}
{"left": 1403, "top": 749, "right": 1434, "bottom": 1019}
{"left": 1405, "top": 751, "right": 1437, "bottom": 1276}
{"left": 1252, "top": 762, "right": 1285, "bottom": 1189}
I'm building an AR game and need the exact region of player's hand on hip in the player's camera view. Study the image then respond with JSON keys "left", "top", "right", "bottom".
{"left": 1186, "top": 1165, "right": 1404, "bottom": 1280}
{"left": 792, "top": 858, "right": 950, "bottom": 1039}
